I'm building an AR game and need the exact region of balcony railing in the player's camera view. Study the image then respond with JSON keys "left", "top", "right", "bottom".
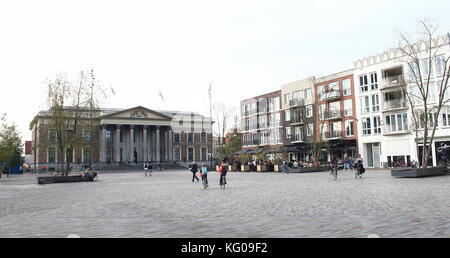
{"left": 289, "top": 98, "right": 305, "bottom": 107}
{"left": 383, "top": 126, "right": 409, "bottom": 135}
{"left": 291, "top": 136, "right": 305, "bottom": 143}
{"left": 290, "top": 117, "right": 304, "bottom": 125}
{"left": 324, "top": 110, "right": 342, "bottom": 120}
{"left": 383, "top": 99, "right": 408, "bottom": 111}
{"left": 381, "top": 75, "right": 406, "bottom": 89}
{"left": 320, "top": 90, "right": 342, "bottom": 101}
{"left": 325, "top": 131, "right": 342, "bottom": 139}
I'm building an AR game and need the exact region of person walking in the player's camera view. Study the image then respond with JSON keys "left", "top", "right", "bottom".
{"left": 144, "top": 162, "right": 148, "bottom": 177}
{"left": 148, "top": 162, "right": 153, "bottom": 176}
{"left": 218, "top": 162, "right": 228, "bottom": 189}
{"left": 190, "top": 161, "right": 199, "bottom": 182}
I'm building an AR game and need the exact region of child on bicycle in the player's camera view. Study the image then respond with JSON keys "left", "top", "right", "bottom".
{"left": 200, "top": 164, "right": 208, "bottom": 186}
{"left": 218, "top": 162, "right": 228, "bottom": 189}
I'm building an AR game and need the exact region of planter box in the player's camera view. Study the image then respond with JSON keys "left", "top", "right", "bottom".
{"left": 241, "top": 165, "right": 251, "bottom": 172}
{"left": 274, "top": 165, "right": 280, "bottom": 172}
{"left": 257, "top": 165, "right": 268, "bottom": 172}
{"left": 37, "top": 175, "right": 95, "bottom": 184}
{"left": 228, "top": 166, "right": 237, "bottom": 172}
{"left": 391, "top": 167, "right": 449, "bottom": 178}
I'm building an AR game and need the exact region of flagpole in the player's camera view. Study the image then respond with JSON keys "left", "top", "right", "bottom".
{"left": 209, "top": 82, "right": 213, "bottom": 168}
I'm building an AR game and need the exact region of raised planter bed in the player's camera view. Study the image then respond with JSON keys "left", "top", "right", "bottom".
{"left": 228, "top": 165, "right": 237, "bottom": 172}
{"left": 37, "top": 175, "right": 97, "bottom": 184}
{"left": 241, "top": 165, "right": 251, "bottom": 172}
{"left": 257, "top": 165, "right": 268, "bottom": 172}
{"left": 391, "top": 167, "right": 449, "bottom": 178}
{"left": 274, "top": 165, "right": 280, "bottom": 172}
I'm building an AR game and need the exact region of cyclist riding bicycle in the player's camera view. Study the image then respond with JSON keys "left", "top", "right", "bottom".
{"left": 200, "top": 164, "right": 209, "bottom": 187}
{"left": 330, "top": 156, "right": 339, "bottom": 175}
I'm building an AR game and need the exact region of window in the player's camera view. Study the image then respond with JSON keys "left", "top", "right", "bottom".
{"left": 442, "top": 110, "right": 450, "bottom": 127}
{"left": 48, "top": 147, "right": 56, "bottom": 163}
{"left": 304, "top": 88, "right": 312, "bottom": 99}
{"left": 362, "top": 118, "right": 371, "bottom": 136}
{"left": 306, "top": 105, "right": 313, "bottom": 118}
{"left": 174, "top": 148, "right": 181, "bottom": 161}
{"left": 371, "top": 94, "right": 380, "bottom": 112}
{"left": 408, "top": 62, "right": 420, "bottom": 81}
{"left": 319, "top": 104, "right": 326, "bottom": 120}
{"left": 120, "top": 130, "right": 123, "bottom": 143}
{"left": 293, "top": 127, "right": 303, "bottom": 142}
{"left": 344, "top": 99, "right": 352, "bottom": 117}
{"left": 286, "top": 127, "right": 292, "bottom": 139}
{"left": 307, "top": 123, "right": 313, "bottom": 136}
{"left": 361, "top": 96, "right": 370, "bottom": 114}
{"left": 82, "top": 130, "right": 92, "bottom": 143}
{"left": 106, "top": 148, "right": 112, "bottom": 163}
{"left": 320, "top": 123, "right": 327, "bottom": 139}
{"left": 370, "top": 72, "right": 378, "bottom": 90}
{"left": 328, "top": 101, "right": 340, "bottom": 118}
{"left": 317, "top": 85, "right": 325, "bottom": 100}
{"left": 48, "top": 129, "right": 57, "bottom": 143}
{"left": 188, "top": 148, "right": 194, "bottom": 161}
{"left": 342, "top": 79, "right": 351, "bottom": 96}
{"left": 385, "top": 113, "right": 408, "bottom": 133}
{"left": 106, "top": 130, "right": 113, "bottom": 142}
{"left": 373, "top": 116, "right": 381, "bottom": 134}
{"left": 201, "top": 132, "right": 207, "bottom": 143}
{"left": 292, "top": 109, "right": 302, "bottom": 124}
{"left": 174, "top": 133, "right": 180, "bottom": 143}
{"left": 258, "top": 99, "right": 267, "bottom": 113}
{"left": 83, "top": 148, "right": 91, "bottom": 163}
{"left": 188, "top": 133, "right": 193, "bottom": 143}
{"left": 258, "top": 115, "right": 267, "bottom": 129}
{"left": 428, "top": 82, "right": 437, "bottom": 103}
{"left": 421, "top": 58, "right": 433, "bottom": 78}
{"left": 285, "top": 110, "right": 291, "bottom": 122}
{"left": 284, "top": 94, "right": 291, "bottom": 106}
{"left": 436, "top": 55, "right": 446, "bottom": 77}
{"left": 270, "top": 129, "right": 282, "bottom": 144}
{"left": 292, "top": 91, "right": 301, "bottom": 101}
{"left": 273, "top": 97, "right": 280, "bottom": 112}
{"left": 345, "top": 120, "right": 354, "bottom": 137}
{"left": 201, "top": 148, "right": 207, "bottom": 161}
{"left": 359, "top": 75, "right": 368, "bottom": 93}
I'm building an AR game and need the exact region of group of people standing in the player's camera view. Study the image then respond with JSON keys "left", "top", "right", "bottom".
{"left": 189, "top": 161, "right": 228, "bottom": 189}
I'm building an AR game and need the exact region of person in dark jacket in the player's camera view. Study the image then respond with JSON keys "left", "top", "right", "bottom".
{"left": 190, "top": 161, "right": 199, "bottom": 182}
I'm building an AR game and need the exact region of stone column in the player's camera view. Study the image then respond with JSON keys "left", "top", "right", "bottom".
{"left": 164, "top": 130, "right": 169, "bottom": 161}
{"left": 114, "top": 125, "right": 121, "bottom": 163}
{"left": 143, "top": 126, "right": 148, "bottom": 162}
{"left": 100, "top": 125, "right": 107, "bottom": 163}
{"left": 129, "top": 125, "right": 135, "bottom": 163}
{"left": 155, "top": 126, "right": 160, "bottom": 162}
{"left": 168, "top": 129, "right": 173, "bottom": 161}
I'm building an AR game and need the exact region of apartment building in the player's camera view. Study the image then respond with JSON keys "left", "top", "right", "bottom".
{"left": 240, "top": 90, "right": 284, "bottom": 158}
{"left": 353, "top": 33, "right": 450, "bottom": 168}
{"left": 314, "top": 70, "right": 358, "bottom": 161}
{"left": 281, "top": 77, "right": 316, "bottom": 161}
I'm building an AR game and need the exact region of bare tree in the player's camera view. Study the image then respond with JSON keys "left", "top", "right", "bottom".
{"left": 46, "top": 70, "right": 105, "bottom": 176}
{"left": 396, "top": 21, "right": 450, "bottom": 168}
{"left": 212, "top": 102, "right": 237, "bottom": 159}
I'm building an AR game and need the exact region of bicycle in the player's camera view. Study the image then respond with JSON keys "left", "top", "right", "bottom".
{"left": 219, "top": 175, "right": 227, "bottom": 190}
{"left": 330, "top": 164, "right": 338, "bottom": 180}
{"left": 201, "top": 175, "right": 209, "bottom": 190}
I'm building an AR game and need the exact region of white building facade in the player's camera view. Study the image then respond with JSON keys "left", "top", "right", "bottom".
{"left": 354, "top": 34, "right": 450, "bottom": 168}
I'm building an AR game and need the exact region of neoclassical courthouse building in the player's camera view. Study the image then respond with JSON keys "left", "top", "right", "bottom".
{"left": 30, "top": 106, "right": 213, "bottom": 171}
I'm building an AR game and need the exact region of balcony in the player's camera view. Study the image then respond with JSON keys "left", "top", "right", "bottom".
{"left": 289, "top": 98, "right": 305, "bottom": 107}
{"left": 290, "top": 117, "right": 304, "bottom": 125}
{"left": 320, "top": 90, "right": 342, "bottom": 101}
{"left": 380, "top": 75, "right": 406, "bottom": 90}
{"left": 324, "top": 110, "right": 342, "bottom": 120}
{"left": 325, "top": 131, "right": 342, "bottom": 140}
{"left": 383, "top": 126, "right": 410, "bottom": 136}
{"left": 382, "top": 99, "right": 408, "bottom": 112}
{"left": 291, "top": 136, "right": 305, "bottom": 143}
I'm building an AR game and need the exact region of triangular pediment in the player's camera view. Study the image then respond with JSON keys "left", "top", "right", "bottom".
{"left": 102, "top": 106, "right": 172, "bottom": 120}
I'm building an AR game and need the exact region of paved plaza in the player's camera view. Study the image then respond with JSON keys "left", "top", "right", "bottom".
{"left": 0, "top": 169, "right": 449, "bottom": 238}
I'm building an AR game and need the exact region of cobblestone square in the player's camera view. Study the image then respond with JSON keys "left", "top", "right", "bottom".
{"left": 0, "top": 170, "right": 449, "bottom": 238}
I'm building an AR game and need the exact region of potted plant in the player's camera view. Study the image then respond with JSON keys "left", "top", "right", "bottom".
{"left": 256, "top": 152, "right": 268, "bottom": 172}
{"left": 240, "top": 154, "right": 251, "bottom": 172}
{"left": 273, "top": 157, "right": 282, "bottom": 172}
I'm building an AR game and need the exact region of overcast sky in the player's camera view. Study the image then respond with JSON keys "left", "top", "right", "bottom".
{"left": 1, "top": 0, "right": 450, "bottom": 141}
